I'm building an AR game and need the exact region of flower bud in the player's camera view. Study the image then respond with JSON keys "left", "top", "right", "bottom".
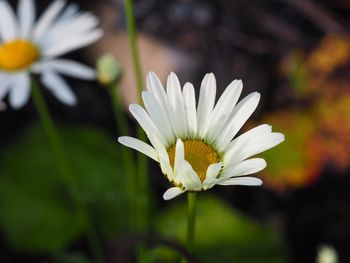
{"left": 317, "top": 245, "right": 338, "bottom": 263}
{"left": 96, "top": 54, "right": 122, "bottom": 86}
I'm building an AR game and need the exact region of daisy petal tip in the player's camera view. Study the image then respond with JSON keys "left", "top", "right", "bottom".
{"left": 233, "top": 79, "right": 242, "bottom": 85}
{"left": 176, "top": 138, "right": 183, "bottom": 145}
{"left": 254, "top": 91, "right": 261, "bottom": 98}
{"left": 148, "top": 71, "right": 158, "bottom": 78}
{"left": 279, "top": 133, "right": 286, "bottom": 142}
{"left": 163, "top": 187, "right": 184, "bottom": 200}
{"left": 146, "top": 71, "right": 153, "bottom": 80}
{"left": 117, "top": 136, "right": 125, "bottom": 144}
{"left": 208, "top": 72, "right": 216, "bottom": 81}
{"left": 247, "top": 177, "right": 263, "bottom": 186}
{"left": 67, "top": 96, "right": 77, "bottom": 106}
{"left": 128, "top": 103, "right": 138, "bottom": 111}
{"left": 271, "top": 132, "right": 286, "bottom": 145}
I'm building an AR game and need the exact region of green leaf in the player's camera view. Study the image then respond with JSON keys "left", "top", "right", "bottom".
{"left": 0, "top": 124, "right": 128, "bottom": 252}
{"left": 152, "top": 194, "right": 286, "bottom": 263}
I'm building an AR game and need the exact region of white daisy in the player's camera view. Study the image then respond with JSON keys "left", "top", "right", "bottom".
{"left": 118, "top": 72, "right": 285, "bottom": 200}
{"left": 0, "top": 0, "right": 103, "bottom": 108}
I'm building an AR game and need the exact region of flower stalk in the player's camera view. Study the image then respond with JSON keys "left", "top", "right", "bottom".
{"left": 31, "top": 78, "right": 104, "bottom": 263}
{"left": 181, "top": 192, "right": 197, "bottom": 263}
{"left": 107, "top": 82, "right": 137, "bottom": 229}
{"left": 186, "top": 192, "right": 197, "bottom": 253}
{"left": 31, "top": 77, "right": 72, "bottom": 184}
{"left": 123, "top": 0, "right": 150, "bottom": 261}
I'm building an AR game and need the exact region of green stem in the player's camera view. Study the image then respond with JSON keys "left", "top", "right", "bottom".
{"left": 186, "top": 192, "right": 197, "bottom": 252}
{"left": 31, "top": 78, "right": 104, "bottom": 263}
{"left": 123, "top": 0, "right": 150, "bottom": 261}
{"left": 123, "top": 0, "right": 144, "bottom": 101}
{"left": 108, "top": 85, "right": 136, "bottom": 229}
{"left": 181, "top": 192, "right": 197, "bottom": 263}
{"left": 31, "top": 78, "right": 73, "bottom": 187}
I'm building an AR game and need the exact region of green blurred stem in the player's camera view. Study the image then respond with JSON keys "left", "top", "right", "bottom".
{"left": 31, "top": 78, "right": 72, "bottom": 186}
{"left": 31, "top": 78, "right": 104, "bottom": 263}
{"left": 187, "top": 192, "right": 197, "bottom": 252}
{"left": 123, "top": 0, "right": 150, "bottom": 261}
{"left": 123, "top": 0, "right": 143, "bottom": 100}
{"left": 108, "top": 84, "right": 136, "bottom": 228}
{"left": 181, "top": 192, "right": 197, "bottom": 263}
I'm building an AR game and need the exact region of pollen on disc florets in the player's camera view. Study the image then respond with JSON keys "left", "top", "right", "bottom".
{"left": 167, "top": 139, "right": 220, "bottom": 182}
{"left": 0, "top": 39, "right": 39, "bottom": 71}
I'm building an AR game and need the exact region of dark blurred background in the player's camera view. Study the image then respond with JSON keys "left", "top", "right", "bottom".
{"left": 1, "top": 0, "right": 350, "bottom": 262}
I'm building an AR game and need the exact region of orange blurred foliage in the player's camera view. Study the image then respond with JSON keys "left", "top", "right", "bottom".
{"left": 260, "top": 34, "right": 350, "bottom": 192}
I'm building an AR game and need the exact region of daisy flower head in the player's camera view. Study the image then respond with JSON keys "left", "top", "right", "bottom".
{"left": 118, "top": 72, "right": 285, "bottom": 200}
{"left": 0, "top": 0, "right": 103, "bottom": 108}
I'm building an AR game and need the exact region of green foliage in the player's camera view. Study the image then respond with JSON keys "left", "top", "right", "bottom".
{"left": 287, "top": 53, "right": 308, "bottom": 96}
{"left": 151, "top": 194, "right": 286, "bottom": 263}
{"left": 0, "top": 124, "right": 128, "bottom": 252}
{"left": 261, "top": 125, "right": 304, "bottom": 176}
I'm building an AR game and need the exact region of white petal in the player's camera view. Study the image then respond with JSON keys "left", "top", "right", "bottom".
{"left": 0, "top": 0, "right": 19, "bottom": 40}
{"left": 197, "top": 73, "right": 216, "bottom": 138}
{"left": 220, "top": 158, "right": 266, "bottom": 180}
{"left": 33, "top": 0, "right": 66, "bottom": 41}
{"left": 118, "top": 136, "right": 158, "bottom": 162}
{"left": 215, "top": 92, "right": 261, "bottom": 151}
{"left": 202, "top": 162, "right": 222, "bottom": 190}
{"left": 146, "top": 72, "right": 174, "bottom": 139}
{"left": 56, "top": 3, "right": 79, "bottom": 23}
{"left": 129, "top": 103, "right": 167, "bottom": 146}
{"left": 36, "top": 59, "right": 95, "bottom": 80}
{"left": 151, "top": 135, "right": 170, "bottom": 163}
{"left": 166, "top": 72, "right": 188, "bottom": 138}
{"left": 142, "top": 91, "right": 174, "bottom": 144}
{"left": 183, "top": 82, "right": 197, "bottom": 137}
{"left": 159, "top": 155, "right": 174, "bottom": 182}
{"left": 217, "top": 177, "right": 262, "bottom": 186}
{"left": 18, "top": 0, "right": 35, "bottom": 38}
{"left": 239, "top": 132, "right": 285, "bottom": 160}
{"left": 163, "top": 187, "right": 185, "bottom": 200}
{"left": 173, "top": 139, "right": 185, "bottom": 185}
{"left": 224, "top": 124, "right": 272, "bottom": 163}
{"left": 41, "top": 71, "right": 77, "bottom": 106}
{"left": 174, "top": 138, "right": 185, "bottom": 169}
{"left": 176, "top": 159, "right": 201, "bottom": 191}
{"left": 151, "top": 135, "right": 174, "bottom": 181}
{"left": 42, "top": 29, "right": 103, "bottom": 57}
{"left": 146, "top": 72, "right": 168, "bottom": 110}
{"left": 232, "top": 124, "right": 272, "bottom": 144}
{"left": 206, "top": 80, "right": 243, "bottom": 142}
{"left": 9, "top": 73, "right": 30, "bottom": 109}
{"left": 0, "top": 74, "right": 11, "bottom": 100}
{"left": 39, "top": 13, "right": 99, "bottom": 48}
{"left": 206, "top": 162, "right": 223, "bottom": 181}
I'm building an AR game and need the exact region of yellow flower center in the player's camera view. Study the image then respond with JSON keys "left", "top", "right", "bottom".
{"left": 0, "top": 39, "right": 39, "bottom": 71}
{"left": 167, "top": 140, "right": 220, "bottom": 182}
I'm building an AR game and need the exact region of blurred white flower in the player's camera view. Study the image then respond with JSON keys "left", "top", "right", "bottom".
{"left": 0, "top": 0, "right": 103, "bottom": 108}
{"left": 119, "top": 72, "right": 285, "bottom": 200}
{"left": 317, "top": 245, "right": 338, "bottom": 263}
